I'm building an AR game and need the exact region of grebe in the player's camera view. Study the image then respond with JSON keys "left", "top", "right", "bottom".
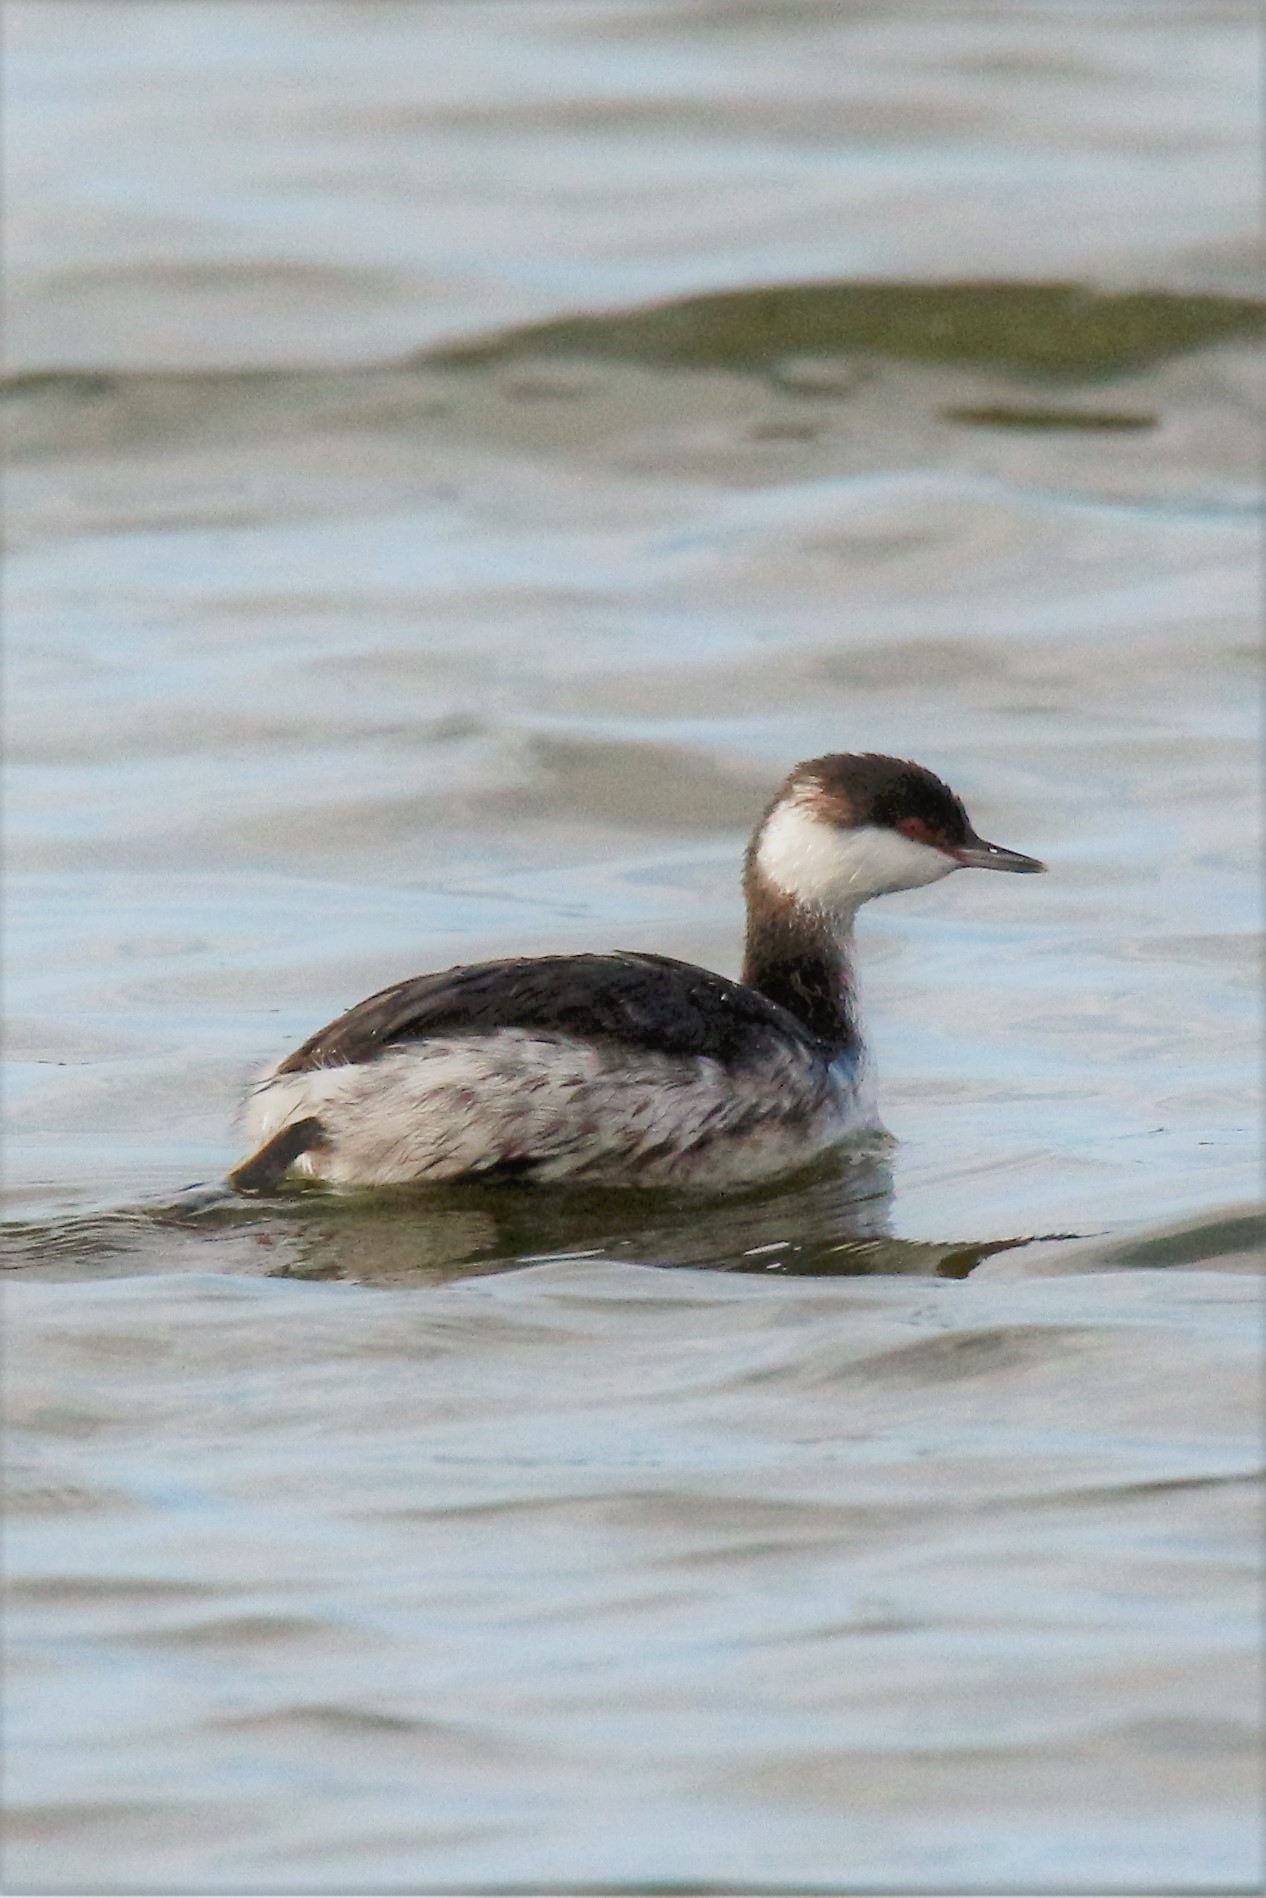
{"left": 229, "top": 753, "right": 1043, "bottom": 1193}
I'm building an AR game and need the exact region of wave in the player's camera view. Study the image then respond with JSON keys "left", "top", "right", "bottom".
{"left": 5, "top": 280, "right": 1263, "bottom": 413}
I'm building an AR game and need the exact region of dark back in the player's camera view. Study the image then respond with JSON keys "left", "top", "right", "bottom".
{"left": 276, "top": 951, "right": 827, "bottom": 1075}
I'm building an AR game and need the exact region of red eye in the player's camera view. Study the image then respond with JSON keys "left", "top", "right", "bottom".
{"left": 896, "top": 815, "right": 935, "bottom": 846}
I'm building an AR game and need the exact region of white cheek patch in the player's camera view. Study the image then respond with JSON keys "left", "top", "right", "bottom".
{"left": 756, "top": 801, "right": 957, "bottom": 907}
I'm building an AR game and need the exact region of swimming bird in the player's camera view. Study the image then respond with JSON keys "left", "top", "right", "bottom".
{"left": 229, "top": 752, "right": 1043, "bottom": 1193}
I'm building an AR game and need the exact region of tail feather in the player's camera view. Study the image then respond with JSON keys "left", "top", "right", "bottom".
{"left": 227, "top": 1116, "right": 326, "bottom": 1194}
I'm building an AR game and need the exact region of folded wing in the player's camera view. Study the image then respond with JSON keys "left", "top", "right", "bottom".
{"left": 276, "top": 951, "right": 820, "bottom": 1074}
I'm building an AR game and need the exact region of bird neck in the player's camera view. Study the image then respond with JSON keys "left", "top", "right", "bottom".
{"left": 741, "top": 883, "right": 861, "bottom": 1054}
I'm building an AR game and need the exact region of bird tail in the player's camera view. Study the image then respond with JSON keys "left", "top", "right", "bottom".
{"left": 227, "top": 1116, "right": 325, "bottom": 1194}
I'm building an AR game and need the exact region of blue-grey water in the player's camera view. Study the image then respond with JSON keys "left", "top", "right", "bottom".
{"left": 3, "top": 3, "right": 1262, "bottom": 1892}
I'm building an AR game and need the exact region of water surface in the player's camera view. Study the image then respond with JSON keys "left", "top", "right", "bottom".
{"left": 3, "top": 3, "right": 1262, "bottom": 1891}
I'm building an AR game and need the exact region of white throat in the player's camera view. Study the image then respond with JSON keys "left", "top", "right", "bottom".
{"left": 755, "top": 797, "right": 957, "bottom": 911}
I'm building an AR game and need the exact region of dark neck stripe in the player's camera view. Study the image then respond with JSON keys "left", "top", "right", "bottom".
{"left": 741, "top": 892, "right": 859, "bottom": 1054}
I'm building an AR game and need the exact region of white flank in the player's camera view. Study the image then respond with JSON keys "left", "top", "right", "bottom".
{"left": 756, "top": 798, "right": 956, "bottom": 909}
{"left": 241, "top": 1029, "right": 874, "bottom": 1189}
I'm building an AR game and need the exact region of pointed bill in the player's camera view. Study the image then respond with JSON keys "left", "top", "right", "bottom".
{"left": 955, "top": 836, "right": 1046, "bottom": 873}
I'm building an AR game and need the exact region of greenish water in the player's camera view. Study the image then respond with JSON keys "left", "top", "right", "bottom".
{"left": 3, "top": 2, "right": 1261, "bottom": 1892}
{"left": 432, "top": 279, "right": 1266, "bottom": 378}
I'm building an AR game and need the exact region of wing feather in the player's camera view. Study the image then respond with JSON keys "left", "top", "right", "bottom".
{"left": 275, "top": 952, "right": 818, "bottom": 1074}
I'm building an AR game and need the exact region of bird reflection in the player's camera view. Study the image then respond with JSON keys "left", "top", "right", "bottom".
{"left": 15, "top": 1152, "right": 1039, "bottom": 1286}
{"left": 188, "top": 1144, "right": 1036, "bottom": 1286}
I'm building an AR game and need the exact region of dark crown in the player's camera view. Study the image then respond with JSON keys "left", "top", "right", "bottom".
{"left": 785, "top": 753, "right": 972, "bottom": 843}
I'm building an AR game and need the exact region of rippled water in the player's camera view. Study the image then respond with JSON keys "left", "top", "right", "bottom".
{"left": 4, "top": 3, "right": 1263, "bottom": 1891}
